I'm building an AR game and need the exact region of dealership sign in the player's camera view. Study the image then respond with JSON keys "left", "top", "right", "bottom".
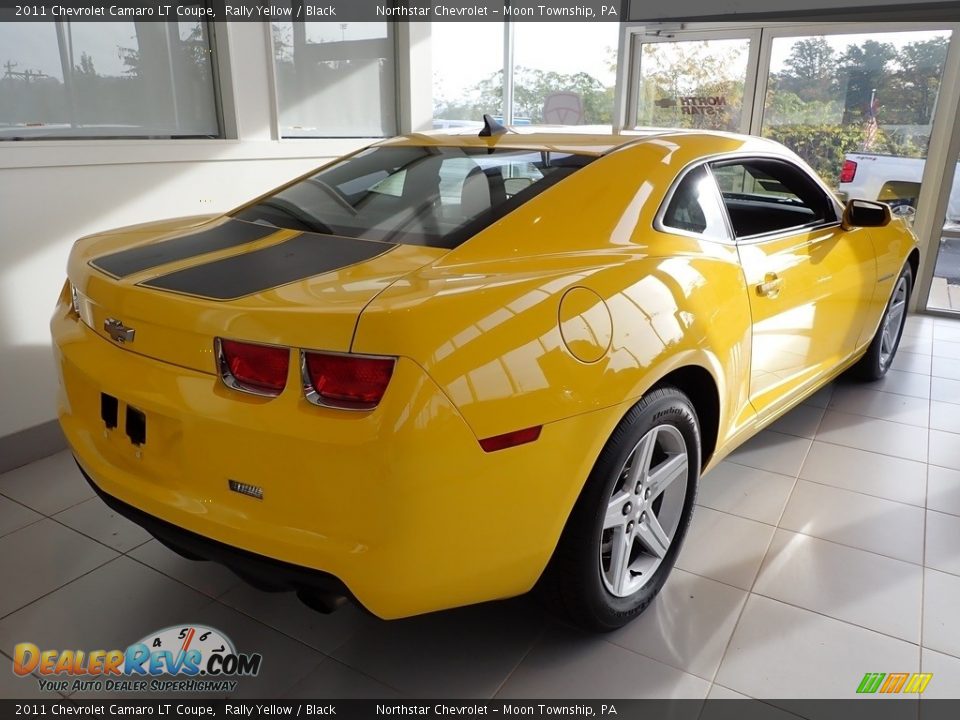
{"left": 655, "top": 96, "right": 729, "bottom": 116}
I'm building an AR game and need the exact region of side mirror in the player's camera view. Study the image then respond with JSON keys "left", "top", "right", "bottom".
{"left": 842, "top": 199, "right": 893, "bottom": 230}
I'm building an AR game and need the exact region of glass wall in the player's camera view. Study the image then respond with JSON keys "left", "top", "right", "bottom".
{"left": 431, "top": 22, "right": 504, "bottom": 129}
{"left": 928, "top": 164, "right": 960, "bottom": 313}
{"left": 762, "top": 30, "right": 951, "bottom": 198}
{"left": 634, "top": 37, "right": 751, "bottom": 132}
{"left": 0, "top": 20, "right": 219, "bottom": 139}
{"left": 431, "top": 22, "right": 617, "bottom": 130}
{"left": 512, "top": 22, "right": 618, "bottom": 125}
{"left": 271, "top": 21, "right": 397, "bottom": 138}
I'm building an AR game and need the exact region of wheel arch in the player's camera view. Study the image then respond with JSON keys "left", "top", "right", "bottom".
{"left": 649, "top": 365, "right": 721, "bottom": 471}
{"left": 906, "top": 247, "right": 920, "bottom": 295}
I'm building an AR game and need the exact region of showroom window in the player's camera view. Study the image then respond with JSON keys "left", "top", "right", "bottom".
{"left": 512, "top": 22, "right": 619, "bottom": 125}
{"left": 431, "top": 22, "right": 504, "bottom": 129}
{"left": 271, "top": 19, "right": 397, "bottom": 138}
{"left": 431, "top": 22, "right": 616, "bottom": 130}
{"left": 0, "top": 20, "right": 220, "bottom": 140}
{"left": 762, "top": 30, "right": 952, "bottom": 194}
{"left": 633, "top": 35, "right": 753, "bottom": 133}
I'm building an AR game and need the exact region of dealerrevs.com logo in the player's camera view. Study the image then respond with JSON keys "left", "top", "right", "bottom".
{"left": 12, "top": 625, "right": 262, "bottom": 694}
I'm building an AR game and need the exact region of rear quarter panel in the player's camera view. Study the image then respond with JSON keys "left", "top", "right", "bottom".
{"left": 352, "top": 140, "right": 755, "bottom": 457}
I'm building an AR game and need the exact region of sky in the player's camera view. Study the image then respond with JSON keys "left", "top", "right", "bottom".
{"left": 767, "top": 29, "right": 951, "bottom": 73}
{"left": 432, "top": 21, "right": 620, "bottom": 99}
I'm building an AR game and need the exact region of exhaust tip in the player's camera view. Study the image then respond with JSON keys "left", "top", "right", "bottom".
{"left": 297, "top": 589, "right": 347, "bottom": 614}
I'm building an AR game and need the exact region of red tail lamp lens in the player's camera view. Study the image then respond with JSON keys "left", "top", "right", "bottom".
{"left": 218, "top": 339, "right": 289, "bottom": 396}
{"left": 839, "top": 160, "right": 858, "bottom": 184}
{"left": 479, "top": 426, "right": 542, "bottom": 452}
{"left": 304, "top": 352, "right": 395, "bottom": 409}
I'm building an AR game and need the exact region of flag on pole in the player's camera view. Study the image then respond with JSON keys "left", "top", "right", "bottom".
{"left": 862, "top": 89, "right": 879, "bottom": 151}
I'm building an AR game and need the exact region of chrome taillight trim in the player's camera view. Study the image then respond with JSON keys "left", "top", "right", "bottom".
{"left": 300, "top": 349, "right": 396, "bottom": 412}
{"left": 214, "top": 337, "right": 289, "bottom": 399}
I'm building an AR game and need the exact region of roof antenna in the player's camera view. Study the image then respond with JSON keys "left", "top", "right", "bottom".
{"left": 479, "top": 114, "right": 507, "bottom": 137}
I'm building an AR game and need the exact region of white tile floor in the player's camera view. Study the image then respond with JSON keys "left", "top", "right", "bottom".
{"left": 1, "top": 313, "right": 959, "bottom": 700}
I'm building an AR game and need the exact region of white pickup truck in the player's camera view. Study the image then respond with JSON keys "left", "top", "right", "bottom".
{"left": 837, "top": 153, "right": 960, "bottom": 227}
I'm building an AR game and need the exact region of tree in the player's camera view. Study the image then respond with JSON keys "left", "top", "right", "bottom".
{"left": 884, "top": 37, "right": 949, "bottom": 125}
{"left": 837, "top": 40, "right": 896, "bottom": 124}
{"left": 433, "top": 55, "right": 617, "bottom": 125}
{"left": 775, "top": 38, "right": 836, "bottom": 102}
{"left": 74, "top": 52, "right": 96, "bottom": 76}
{"left": 637, "top": 41, "right": 746, "bottom": 131}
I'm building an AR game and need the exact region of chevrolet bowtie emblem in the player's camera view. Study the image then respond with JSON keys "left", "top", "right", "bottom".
{"left": 104, "top": 318, "right": 135, "bottom": 344}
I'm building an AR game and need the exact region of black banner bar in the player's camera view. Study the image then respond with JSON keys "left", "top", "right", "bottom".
{"left": 2, "top": 699, "right": 960, "bottom": 719}
{"left": 0, "top": 1, "right": 636, "bottom": 23}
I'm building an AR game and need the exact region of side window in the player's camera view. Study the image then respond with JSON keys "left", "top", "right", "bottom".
{"left": 662, "top": 165, "right": 729, "bottom": 241}
{"left": 710, "top": 159, "right": 836, "bottom": 239}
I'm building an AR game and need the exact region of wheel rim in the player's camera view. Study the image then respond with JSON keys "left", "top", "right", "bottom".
{"left": 879, "top": 275, "right": 909, "bottom": 370}
{"left": 599, "top": 424, "right": 689, "bottom": 598}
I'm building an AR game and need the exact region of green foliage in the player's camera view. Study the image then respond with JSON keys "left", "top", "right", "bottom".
{"left": 775, "top": 38, "right": 836, "bottom": 102}
{"left": 764, "top": 34, "right": 949, "bottom": 185}
{"left": 637, "top": 41, "right": 745, "bottom": 131}
{"left": 762, "top": 123, "right": 922, "bottom": 186}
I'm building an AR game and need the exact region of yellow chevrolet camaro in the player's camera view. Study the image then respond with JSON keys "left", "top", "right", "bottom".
{"left": 52, "top": 121, "right": 918, "bottom": 630}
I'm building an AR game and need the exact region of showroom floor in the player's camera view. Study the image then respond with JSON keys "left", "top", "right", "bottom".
{"left": 2, "top": 313, "right": 960, "bottom": 701}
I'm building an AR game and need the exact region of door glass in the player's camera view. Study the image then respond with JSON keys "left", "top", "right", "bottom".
{"left": 635, "top": 38, "right": 751, "bottom": 132}
{"left": 927, "top": 163, "right": 960, "bottom": 313}
{"left": 762, "top": 30, "right": 952, "bottom": 207}
{"left": 711, "top": 159, "right": 834, "bottom": 238}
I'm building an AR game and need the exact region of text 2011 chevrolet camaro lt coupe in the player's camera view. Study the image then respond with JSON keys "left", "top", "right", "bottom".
{"left": 52, "top": 123, "right": 917, "bottom": 630}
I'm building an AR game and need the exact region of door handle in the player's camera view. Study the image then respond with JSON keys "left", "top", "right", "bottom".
{"left": 756, "top": 273, "right": 783, "bottom": 298}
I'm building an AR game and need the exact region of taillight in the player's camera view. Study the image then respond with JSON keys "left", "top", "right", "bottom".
{"left": 303, "top": 352, "right": 395, "bottom": 410}
{"left": 217, "top": 338, "right": 289, "bottom": 397}
{"left": 840, "top": 160, "right": 858, "bottom": 184}
{"left": 479, "top": 426, "right": 542, "bottom": 452}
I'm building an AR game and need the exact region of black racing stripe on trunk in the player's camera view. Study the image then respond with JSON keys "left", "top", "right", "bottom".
{"left": 140, "top": 233, "right": 396, "bottom": 300}
{"left": 91, "top": 220, "right": 278, "bottom": 278}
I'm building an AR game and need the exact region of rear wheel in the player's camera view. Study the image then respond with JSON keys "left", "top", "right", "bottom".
{"left": 853, "top": 264, "right": 912, "bottom": 381}
{"left": 541, "top": 387, "right": 700, "bottom": 631}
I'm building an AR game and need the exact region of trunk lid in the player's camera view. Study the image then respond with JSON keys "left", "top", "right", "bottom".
{"left": 69, "top": 217, "right": 444, "bottom": 374}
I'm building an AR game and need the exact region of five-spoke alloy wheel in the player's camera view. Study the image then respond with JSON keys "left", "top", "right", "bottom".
{"left": 600, "top": 425, "right": 688, "bottom": 598}
{"left": 541, "top": 386, "right": 700, "bottom": 631}
{"left": 854, "top": 263, "right": 913, "bottom": 381}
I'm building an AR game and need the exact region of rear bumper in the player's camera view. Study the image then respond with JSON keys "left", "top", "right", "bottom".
{"left": 51, "top": 299, "right": 619, "bottom": 618}
{"left": 79, "top": 461, "right": 353, "bottom": 600}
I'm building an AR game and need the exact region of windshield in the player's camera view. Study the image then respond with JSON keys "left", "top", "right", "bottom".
{"left": 233, "top": 145, "right": 594, "bottom": 249}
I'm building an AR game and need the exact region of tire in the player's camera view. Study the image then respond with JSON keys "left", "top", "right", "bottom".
{"left": 852, "top": 263, "right": 912, "bottom": 381}
{"left": 539, "top": 386, "right": 700, "bottom": 632}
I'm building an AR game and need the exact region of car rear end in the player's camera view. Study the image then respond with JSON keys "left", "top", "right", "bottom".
{"left": 51, "top": 139, "right": 617, "bottom": 618}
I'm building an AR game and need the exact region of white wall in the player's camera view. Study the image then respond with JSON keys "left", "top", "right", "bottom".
{"left": 0, "top": 22, "right": 415, "bottom": 439}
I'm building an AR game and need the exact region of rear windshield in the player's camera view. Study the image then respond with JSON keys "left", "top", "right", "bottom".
{"left": 233, "top": 145, "right": 594, "bottom": 249}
